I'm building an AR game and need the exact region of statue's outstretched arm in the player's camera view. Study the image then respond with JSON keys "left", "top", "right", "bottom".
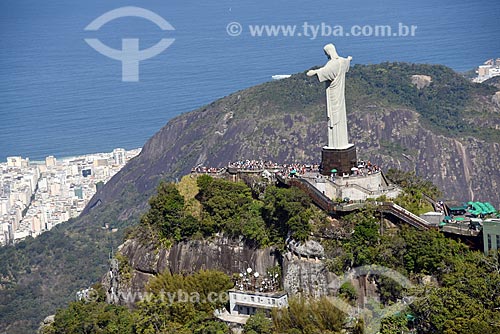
{"left": 307, "top": 55, "right": 352, "bottom": 78}
{"left": 306, "top": 69, "right": 318, "bottom": 77}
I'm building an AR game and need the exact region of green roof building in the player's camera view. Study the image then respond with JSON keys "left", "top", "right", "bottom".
{"left": 483, "top": 219, "right": 500, "bottom": 255}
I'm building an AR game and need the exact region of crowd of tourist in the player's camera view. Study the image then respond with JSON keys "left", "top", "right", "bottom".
{"left": 191, "top": 159, "right": 380, "bottom": 178}
{"left": 434, "top": 200, "right": 445, "bottom": 213}
{"left": 192, "top": 160, "right": 321, "bottom": 177}
{"left": 351, "top": 160, "right": 381, "bottom": 176}
{"left": 191, "top": 165, "right": 225, "bottom": 174}
{"left": 227, "top": 160, "right": 282, "bottom": 170}
{"left": 276, "top": 163, "right": 320, "bottom": 178}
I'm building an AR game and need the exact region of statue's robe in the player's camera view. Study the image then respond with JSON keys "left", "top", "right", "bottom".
{"left": 315, "top": 44, "right": 351, "bottom": 149}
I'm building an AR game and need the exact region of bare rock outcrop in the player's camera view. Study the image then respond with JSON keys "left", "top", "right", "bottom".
{"left": 288, "top": 239, "right": 325, "bottom": 259}
{"left": 493, "top": 91, "right": 500, "bottom": 107}
{"left": 115, "top": 237, "right": 341, "bottom": 302}
{"left": 411, "top": 74, "right": 432, "bottom": 89}
{"left": 115, "top": 237, "right": 280, "bottom": 301}
{"left": 282, "top": 252, "right": 337, "bottom": 297}
{"left": 37, "top": 315, "right": 55, "bottom": 334}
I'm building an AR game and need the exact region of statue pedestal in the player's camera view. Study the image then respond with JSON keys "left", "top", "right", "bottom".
{"left": 320, "top": 145, "right": 357, "bottom": 176}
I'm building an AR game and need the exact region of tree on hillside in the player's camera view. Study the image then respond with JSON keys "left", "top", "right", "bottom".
{"left": 140, "top": 181, "right": 200, "bottom": 242}
{"left": 271, "top": 297, "right": 345, "bottom": 334}
{"left": 263, "top": 186, "right": 312, "bottom": 242}
{"left": 244, "top": 311, "right": 273, "bottom": 334}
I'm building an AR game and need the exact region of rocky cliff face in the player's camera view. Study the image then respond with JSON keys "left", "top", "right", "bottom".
{"left": 114, "top": 237, "right": 377, "bottom": 304}
{"left": 115, "top": 237, "right": 280, "bottom": 301}
{"left": 351, "top": 107, "right": 500, "bottom": 204}
{"left": 282, "top": 255, "right": 337, "bottom": 297}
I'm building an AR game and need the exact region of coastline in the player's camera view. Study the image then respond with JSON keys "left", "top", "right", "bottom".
{"left": 4, "top": 147, "right": 142, "bottom": 165}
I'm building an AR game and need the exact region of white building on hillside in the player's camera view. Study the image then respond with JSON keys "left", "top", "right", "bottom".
{"left": 228, "top": 289, "right": 288, "bottom": 316}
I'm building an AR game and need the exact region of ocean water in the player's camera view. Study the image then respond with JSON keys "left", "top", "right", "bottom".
{"left": 1, "top": 0, "right": 499, "bottom": 161}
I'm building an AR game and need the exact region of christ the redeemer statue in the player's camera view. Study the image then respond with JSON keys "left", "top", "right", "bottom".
{"left": 307, "top": 44, "right": 353, "bottom": 150}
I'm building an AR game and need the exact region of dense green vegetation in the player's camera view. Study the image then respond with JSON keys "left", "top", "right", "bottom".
{"left": 41, "top": 294, "right": 136, "bottom": 334}
{"left": 0, "top": 183, "right": 145, "bottom": 334}
{"left": 139, "top": 181, "right": 199, "bottom": 245}
{"left": 270, "top": 297, "right": 350, "bottom": 334}
{"left": 345, "top": 63, "right": 498, "bottom": 142}
{"left": 42, "top": 270, "right": 233, "bottom": 334}
{"left": 243, "top": 311, "right": 274, "bottom": 334}
{"left": 43, "top": 272, "right": 349, "bottom": 334}
{"left": 240, "top": 62, "right": 499, "bottom": 144}
{"left": 136, "top": 175, "right": 314, "bottom": 248}
{"left": 135, "top": 270, "right": 233, "bottom": 333}
{"left": 323, "top": 207, "right": 500, "bottom": 333}
{"left": 46, "top": 174, "right": 500, "bottom": 334}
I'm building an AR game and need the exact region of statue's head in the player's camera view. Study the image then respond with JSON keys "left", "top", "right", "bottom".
{"left": 323, "top": 44, "right": 339, "bottom": 60}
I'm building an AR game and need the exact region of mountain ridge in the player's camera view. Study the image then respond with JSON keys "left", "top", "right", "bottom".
{"left": 85, "top": 62, "right": 500, "bottom": 220}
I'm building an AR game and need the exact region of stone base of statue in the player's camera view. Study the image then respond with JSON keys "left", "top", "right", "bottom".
{"left": 320, "top": 145, "right": 357, "bottom": 176}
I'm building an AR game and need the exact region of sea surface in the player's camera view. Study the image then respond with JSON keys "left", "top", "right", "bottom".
{"left": 1, "top": 0, "right": 499, "bottom": 161}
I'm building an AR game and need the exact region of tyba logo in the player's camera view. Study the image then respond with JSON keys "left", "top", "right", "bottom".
{"left": 84, "top": 7, "right": 175, "bottom": 82}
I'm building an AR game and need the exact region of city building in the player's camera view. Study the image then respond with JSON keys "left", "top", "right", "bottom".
{"left": 0, "top": 148, "right": 141, "bottom": 245}
{"left": 483, "top": 218, "right": 500, "bottom": 255}
{"left": 45, "top": 155, "right": 56, "bottom": 167}
{"left": 473, "top": 58, "right": 500, "bottom": 83}
{"left": 7, "top": 156, "right": 29, "bottom": 168}
{"left": 113, "top": 148, "right": 126, "bottom": 166}
{"left": 228, "top": 289, "right": 288, "bottom": 316}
